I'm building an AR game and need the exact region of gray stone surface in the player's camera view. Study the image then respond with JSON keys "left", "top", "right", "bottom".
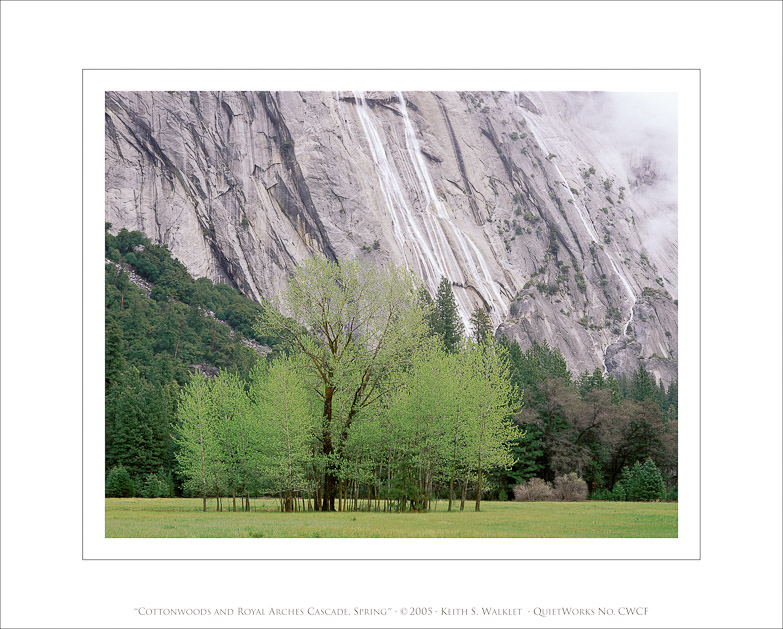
{"left": 105, "top": 91, "right": 678, "bottom": 384}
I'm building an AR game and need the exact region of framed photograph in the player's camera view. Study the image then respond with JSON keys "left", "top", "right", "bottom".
{"left": 86, "top": 70, "right": 699, "bottom": 560}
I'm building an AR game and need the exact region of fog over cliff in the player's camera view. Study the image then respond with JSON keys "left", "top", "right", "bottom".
{"left": 105, "top": 90, "right": 678, "bottom": 384}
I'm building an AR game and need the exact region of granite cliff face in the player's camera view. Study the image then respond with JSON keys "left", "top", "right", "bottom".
{"left": 105, "top": 90, "right": 678, "bottom": 384}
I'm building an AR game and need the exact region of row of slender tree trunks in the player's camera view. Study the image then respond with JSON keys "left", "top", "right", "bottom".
{"left": 196, "top": 474, "right": 483, "bottom": 513}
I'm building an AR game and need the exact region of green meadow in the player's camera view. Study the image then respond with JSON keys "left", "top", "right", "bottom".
{"left": 105, "top": 498, "right": 677, "bottom": 538}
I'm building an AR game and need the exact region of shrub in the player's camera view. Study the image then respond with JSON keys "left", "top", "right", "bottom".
{"left": 106, "top": 464, "right": 135, "bottom": 497}
{"left": 513, "top": 477, "right": 552, "bottom": 501}
{"left": 551, "top": 473, "right": 588, "bottom": 501}
{"left": 591, "top": 487, "right": 612, "bottom": 501}
{"left": 612, "top": 461, "right": 666, "bottom": 501}
{"left": 141, "top": 470, "right": 175, "bottom": 498}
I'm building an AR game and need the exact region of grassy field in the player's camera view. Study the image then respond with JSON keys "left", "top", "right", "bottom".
{"left": 105, "top": 498, "right": 677, "bottom": 538}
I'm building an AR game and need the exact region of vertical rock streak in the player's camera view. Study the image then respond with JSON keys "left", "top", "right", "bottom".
{"left": 525, "top": 114, "right": 638, "bottom": 368}
{"left": 395, "top": 91, "right": 508, "bottom": 325}
{"left": 352, "top": 91, "right": 478, "bottom": 329}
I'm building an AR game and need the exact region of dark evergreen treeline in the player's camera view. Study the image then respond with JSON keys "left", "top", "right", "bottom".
{"left": 104, "top": 226, "right": 279, "bottom": 496}
{"left": 104, "top": 229, "right": 677, "bottom": 503}
{"left": 496, "top": 337, "right": 677, "bottom": 500}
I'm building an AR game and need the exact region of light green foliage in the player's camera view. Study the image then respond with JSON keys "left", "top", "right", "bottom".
{"left": 255, "top": 256, "right": 428, "bottom": 510}
{"left": 209, "top": 371, "right": 254, "bottom": 510}
{"left": 172, "top": 336, "right": 522, "bottom": 514}
{"left": 175, "top": 373, "right": 224, "bottom": 510}
{"left": 376, "top": 341, "right": 455, "bottom": 510}
{"left": 380, "top": 341, "right": 522, "bottom": 511}
{"left": 462, "top": 342, "right": 522, "bottom": 510}
{"left": 250, "top": 356, "right": 318, "bottom": 509}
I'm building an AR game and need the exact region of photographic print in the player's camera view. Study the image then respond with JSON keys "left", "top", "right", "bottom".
{"left": 104, "top": 89, "right": 678, "bottom": 539}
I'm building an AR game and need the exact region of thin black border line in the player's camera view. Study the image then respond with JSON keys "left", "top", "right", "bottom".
{"left": 84, "top": 68, "right": 701, "bottom": 561}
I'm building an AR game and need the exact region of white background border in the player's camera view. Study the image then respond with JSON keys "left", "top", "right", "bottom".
{"left": 2, "top": 2, "right": 781, "bottom": 628}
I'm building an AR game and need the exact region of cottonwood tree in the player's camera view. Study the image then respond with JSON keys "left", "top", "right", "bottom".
{"left": 382, "top": 341, "right": 454, "bottom": 511}
{"left": 250, "top": 356, "right": 318, "bottom": 511}
{"left": 255, "top": 256, "right": 427, "bottom": 511}
{"left": 209, "top": 371, "right": 254, "bottom": 511}
{"left": 464, "top": 341, "right": 522, "bottom": 511}
{"left": 175, "top": 373, "right": 219, "bottom": 511}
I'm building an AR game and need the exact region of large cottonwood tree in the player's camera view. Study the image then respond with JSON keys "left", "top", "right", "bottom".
{"left": 255, "top": 257, "right": 427, "bottom": 511}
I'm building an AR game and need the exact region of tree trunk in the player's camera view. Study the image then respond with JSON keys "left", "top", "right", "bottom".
{"left": 202, "top": 496, "right": 206, "bottom": 512}
{"left": 460, "top": 477, "right": 468, "bottom": 511}
{"left": 448, "top": 476, "right": 454, "bottom": 512}
{"left": 475, "top": 467, "right": 483, "bottom": 512}
{"left": 320, "top": 385, "right": 337, "bottom": 511}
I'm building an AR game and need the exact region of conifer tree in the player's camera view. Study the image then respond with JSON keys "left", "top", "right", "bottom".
{"left": 638, "top": 458, "right": 666, "bottom": 501}
{"left": 432, "top": 277, "right": 464, "bottom": 353}
{"left": 469, "top": 305, "right": 493, "bottom": 344}
{"left": 631, "top": 366, "right": 657, "bottom": 403}
{"left": 627, "top": 461, "right": 645, "bottom": 501}
{"left": 106, "top": 464, "right": 135, "bottom": 497}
